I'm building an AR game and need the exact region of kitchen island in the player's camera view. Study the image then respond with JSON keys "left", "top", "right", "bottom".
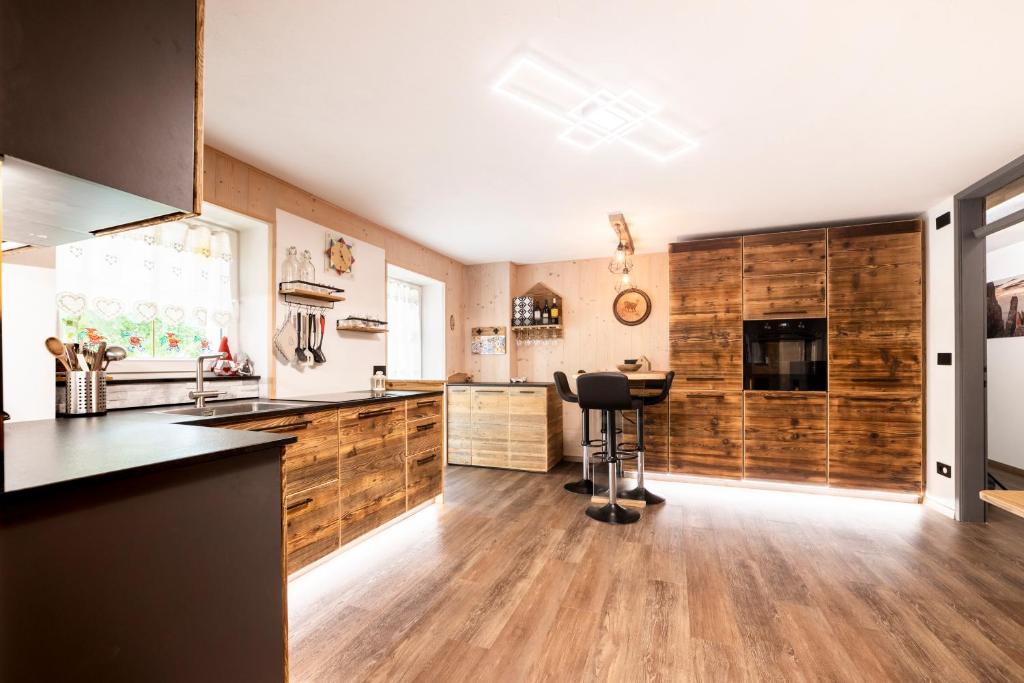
{"left": 446, "top": 382, "right": 562, "bottom": 471}
{"left": 0, "top": 389, "right": 443, "bottom": 682}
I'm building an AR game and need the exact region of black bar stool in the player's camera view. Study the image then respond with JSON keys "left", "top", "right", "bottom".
{"left": 554, "top": 371, "right": 600, "bottom": 494}
{"left": 620, "top": 371, "right": 674, "bottom": 505}
{"left": 576, "top": 372, "right": 642, "bottom": 525}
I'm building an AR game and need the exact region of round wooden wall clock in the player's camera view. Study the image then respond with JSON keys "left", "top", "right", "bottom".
{"left": 613, "top": 288, "right": 652, "bottom": 326}
{"left": 326, "top": 236, "right": 355, "bottom": 274}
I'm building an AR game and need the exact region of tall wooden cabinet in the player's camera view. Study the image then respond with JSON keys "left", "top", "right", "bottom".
{"left": 668, "top": 219, "right": 923, "bottom": 494}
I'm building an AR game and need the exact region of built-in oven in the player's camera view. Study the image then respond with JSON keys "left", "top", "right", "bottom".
{"left": 743, "top": 318, "right": 827, "bottom": 391}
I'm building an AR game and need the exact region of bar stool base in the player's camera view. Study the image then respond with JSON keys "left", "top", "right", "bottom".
{"left": 564, "top": 478, "right": 595, "bottom": 494}
{"left": 586, "top": 503, "right": 641, "bottom": 524}
{"left": 618, "top": 486, "right": 666, "bottom": 505}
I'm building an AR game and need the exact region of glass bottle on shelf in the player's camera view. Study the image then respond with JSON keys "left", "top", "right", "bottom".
{"left": 542, "top": 299, "right": 551, "bottom": 325}
{"left": 299, "top": 249, "right": 315, "bottom": 283}
{"left": 550, "top": 297, "right": 560, "bottom": 324}
{"left": 533, "top": 301, "right": 542, "bottom": 324}
{"left": 282, "top": 246, "right": 300, "bottom": 282}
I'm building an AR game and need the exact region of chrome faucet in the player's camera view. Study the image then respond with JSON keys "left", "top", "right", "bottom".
{"left": 189, "top": 352, "right": 227, "bottom": 408}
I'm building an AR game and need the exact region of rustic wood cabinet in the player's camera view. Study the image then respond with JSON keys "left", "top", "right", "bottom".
{"left": 668, "top": 390, "right": 743, "bottom": 478}
{"left": 827, "top": 395, "right": 922, "bottom": 492}
{"left": 669, "top": 238, "right": 743, "bottom": 391}
{"left": 742, "top": 229, "right": 827, "bottom": 320}
{"left": 223, "top": 394, "right": 445, "bottom": 574}
{"left": 669, "top": 219, "right": 923, "bottom": 495}
{"left": 743, "top": 392, "right": 827, "bottom": 484}
{"left": 446, "top": 384, "right": 562, "bottom": 472}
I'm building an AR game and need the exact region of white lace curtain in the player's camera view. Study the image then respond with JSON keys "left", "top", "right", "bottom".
{"left": 55, "top": 221, "right": 235, "bottom": 350}
{"left": 387, "top": 277, "right": 422, "bottom": 379}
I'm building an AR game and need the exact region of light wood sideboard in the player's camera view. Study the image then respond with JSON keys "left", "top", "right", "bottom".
{"left": 446, "top": 383, "right": 563, "bottom": 472}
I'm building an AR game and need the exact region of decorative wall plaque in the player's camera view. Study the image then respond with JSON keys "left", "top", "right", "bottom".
{"left": 613, "top": 288, "right": 652, "bottom": 326}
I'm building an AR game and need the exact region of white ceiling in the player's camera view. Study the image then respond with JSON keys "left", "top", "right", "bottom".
{"left": 205, "top": 0, "right": 1024, "bottom": 265}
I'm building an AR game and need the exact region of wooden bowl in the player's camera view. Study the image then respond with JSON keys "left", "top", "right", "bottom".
{"left": 617, "top": 363, "right": 641, "bottom": 372}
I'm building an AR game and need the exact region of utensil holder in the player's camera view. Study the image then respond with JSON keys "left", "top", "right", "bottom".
{"left": 63, "top": 371, "right": 107, "bottom": 416}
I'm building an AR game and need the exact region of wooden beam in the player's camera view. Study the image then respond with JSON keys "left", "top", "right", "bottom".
{"left": 971, "top": 206, "right": 1024, "bottom": 239}
{"left": 609, "top": 213, "right": 634, "bottom": 254}
{"left": 986, "top": 174, "right": 1024, "bottom": 211}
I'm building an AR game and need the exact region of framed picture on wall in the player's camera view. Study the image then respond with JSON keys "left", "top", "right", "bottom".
{"left": 987, "top": 276, "right": 1024, "bottom": 338}
{"left": 471, "top": 326, "right": 507, "bottom": 355}
{"left": 612, "top": 288, "right": 652, "bottom": 326}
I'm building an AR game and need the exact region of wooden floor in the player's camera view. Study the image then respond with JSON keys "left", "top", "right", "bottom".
{"left": 288, "top": 463, "right": 1024, "bottom": 682}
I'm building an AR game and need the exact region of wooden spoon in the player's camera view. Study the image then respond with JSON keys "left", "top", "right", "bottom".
{"left": 45, "top": 337, "right": 73, "bottom": 373}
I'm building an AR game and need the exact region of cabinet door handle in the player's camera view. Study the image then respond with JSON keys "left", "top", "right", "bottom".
{"left": 416, "top": 423, "right": 437, "bottom": 432}
{"left": 254, "top": 420, "right": 312, "bottom": 433}
{"left": 286, "top": 497, "right": 313, "bottom": 512}
{"left": 358, "top": 407, "right": 396, "bottom": 419}
{"left": 516, "top": 390, "right": 537, "bottom": 394}
{"left": 687, "top": 393, "right": 725, "bottom": 398}
{"left": 477, "top": 390, "right": 505, "bottom": 393}
{"left": 762, "top": 394, "right": 810, "bottom": 400}
{"left": 416, "top": 453, "right": 438, "bottom": 465}
{"left": 686, "top": 376, "right": 724, "bottom": 382}
{"left": 764, "top": 309, "right": 809, "bottom": 315}
{"left": 416, "top": 400, "right": 438, "bottom": 406}
{"left": 852, "top": 377, "right": 900, "bottom": 383}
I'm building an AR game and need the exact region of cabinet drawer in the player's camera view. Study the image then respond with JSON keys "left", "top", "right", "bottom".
{"left": 337, "top": 447, "right": 406, "bottom": 547}
{"left": 284, "top": 479, "right": 339, "bottom": 574}
{"left": 668, "top": 390, "right": 743, "bottom": 478}
{"left": 743, "top": 392, "right": 827, "bottom": 484}
{"left": 828, "top": 394, "right": 922, "bottom": 492}
{"left": 338, "top": 402, "right": 406, "bottom": 462}
{"left": 447, "top": 386, "right": 472, "bottom": 421}
{"left": 471, "top": 388, "right": 509, "bottom": 424}
{"left": 509, "top": 387, "right": 547, "bottom": 431}
{"left": 742, "top": 229, "right": 826, "bottom": 276}
{"left": 742, "top": 272, "right": 826, "bottom": 320}
{"left": 406, "top": 448, "right": 442, "bottom": 508}
{"left": 223, "top": 409, "right": 337, "bottom": 452}
{"left": 407, "top": 395, "right": 442, "bottom": 422}
{"left": 407, "top": 416, "right": 442, "bottom": 455}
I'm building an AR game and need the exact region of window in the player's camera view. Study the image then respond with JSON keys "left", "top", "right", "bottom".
{"left": 387, "top": 277, "right": 423, "bottom": 379}
{"left": 55, "top": 220, "right": 238, "bottom": 360}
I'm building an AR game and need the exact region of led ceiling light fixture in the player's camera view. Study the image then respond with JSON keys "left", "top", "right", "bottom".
{"left": 493, "top": 54, "right": 696, "bottom": 161}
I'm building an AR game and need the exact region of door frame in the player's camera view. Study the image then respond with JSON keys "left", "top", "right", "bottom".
{"left": 954, "top": 153, "right": 1024, "bottom": 522}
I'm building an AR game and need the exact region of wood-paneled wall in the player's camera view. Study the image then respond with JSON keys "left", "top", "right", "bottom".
{"left": 202, "top": 146, "right": 467, "bottom": 374}
{"left": 462, "top": 253, "right": 669, "bottom": 458}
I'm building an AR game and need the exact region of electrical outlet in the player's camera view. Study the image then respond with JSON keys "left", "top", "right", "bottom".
{"left": 936, "top": 212, "right": 951, "bottom": 229}
{"left": 936, "top": 462, "right": 952, "bottom": 478}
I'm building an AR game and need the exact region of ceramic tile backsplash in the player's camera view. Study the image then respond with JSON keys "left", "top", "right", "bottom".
{"left": 56, "top": 377, "right": 261, "bottom": 412}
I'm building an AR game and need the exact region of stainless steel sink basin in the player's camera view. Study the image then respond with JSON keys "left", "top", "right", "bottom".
{"left": 156, "top": 401, "right": 313, "bottom": 418}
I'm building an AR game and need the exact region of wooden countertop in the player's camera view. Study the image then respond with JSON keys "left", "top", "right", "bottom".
{"left": 980, "top": 490, "right": 1024, "bottom": 519}
{"left": 573, "top": 370, "right": 669, "bottom": 380}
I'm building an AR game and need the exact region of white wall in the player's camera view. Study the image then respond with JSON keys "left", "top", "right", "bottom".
{"left": 985, "top": 239, "right": 1024, "bottom": 471}
{"left": 2, "top": 249, "right": 57, "bottom": 421}
{"left": 274, "top": 210, "right": 386, "bottom": 397}
{"left": 924, "top": 198, "right": 956, "bottom": 515}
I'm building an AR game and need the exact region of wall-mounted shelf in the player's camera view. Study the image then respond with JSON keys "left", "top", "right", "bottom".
{"left": 512, "top": 282, "right": 563, "bottom": 341}
{"left": 337, "top": 316, "right": 387, "bottom": 333}
{"left": 279, "top": 280, "right": 346, "bottom": 308}
{"left": 511, "top": 324, "right": 561, "bottom": 332}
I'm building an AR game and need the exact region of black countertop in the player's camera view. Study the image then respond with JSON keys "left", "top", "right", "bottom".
{"left": 446, "top": 382, "right": 554, "bottom": 388}
{"left": 2, "top": 390, "right": 442, "bottom": 497}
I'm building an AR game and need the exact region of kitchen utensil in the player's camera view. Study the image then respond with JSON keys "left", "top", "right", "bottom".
{"left": 274, "top": 310, "right": 296, "bottom": 362}
{"left": 64, "top": 343, "right": 80, "bottom": 371}
{"left": 316, "top": 314, "right": 327, "bottom": 362}
{"left": 294, "top": 311, "right": 307, "bottom": 362}
{"left": 45, "top": 337, "right": 74, "bottom": 373}
{"left": 92, "top": 342, "right": 107, "bottom": 372}
{"left": 102, "top": 346, "right": 127, "bottom": 371}
{"left": 310, "top": 313, "right": 326, "bottom": 363}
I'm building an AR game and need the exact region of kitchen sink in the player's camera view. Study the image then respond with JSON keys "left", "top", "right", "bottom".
{"left": 156, "top": 401, "right": 313, "bottom": 418}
